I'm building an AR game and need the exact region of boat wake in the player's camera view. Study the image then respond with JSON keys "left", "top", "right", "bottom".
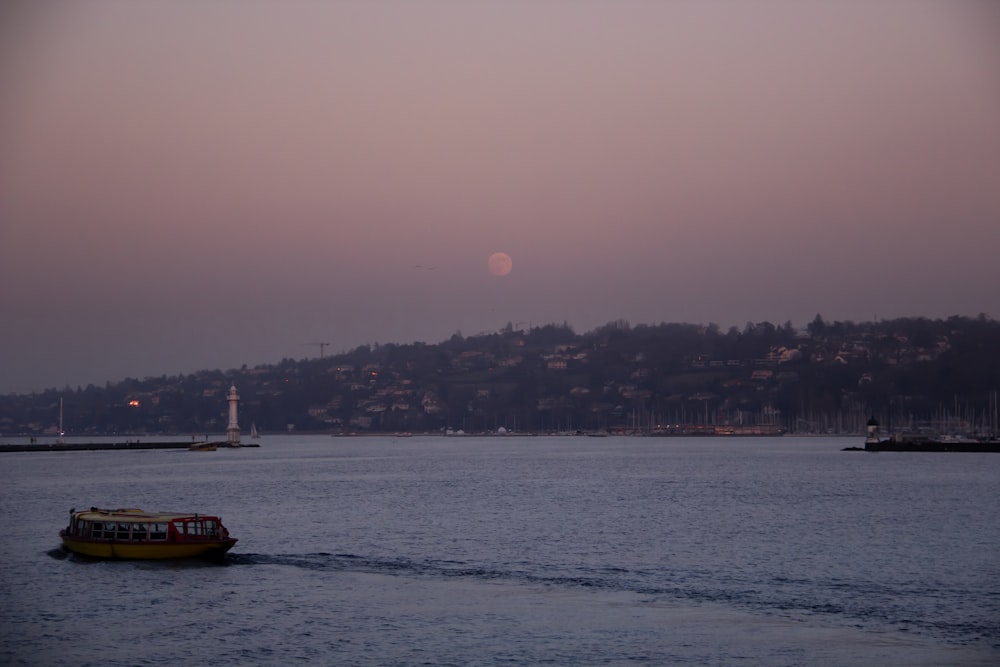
{"left": 224, "top": 551, "right": 999, "bottom": 646}
{"left": 227, "top": 552, "right": 648, "bottom": 593}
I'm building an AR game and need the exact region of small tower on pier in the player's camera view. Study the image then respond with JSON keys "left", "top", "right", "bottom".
{"left": 227, "top": 384, "right": 241, "bottom": 445}
{"left": 865, "top": 416, "right": 881, "bottom": 445}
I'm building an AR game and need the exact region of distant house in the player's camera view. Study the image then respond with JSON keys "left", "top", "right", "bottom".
{"left": 350, "top": 415, "right": 373, "bottom": 429}
{"left": 421, "top": 393, "right": 445, "bottom": 414}
{"left": 498, "top": 355, "right": 524, "bottom": 367}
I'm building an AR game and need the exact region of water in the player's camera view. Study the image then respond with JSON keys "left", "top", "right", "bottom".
{"left": 1, "top": 435, "right": 998, "bottom": 665}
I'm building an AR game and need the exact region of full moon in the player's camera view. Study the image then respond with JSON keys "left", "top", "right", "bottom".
{"left": 488, "top": 252, "right": 513, "bottom": 276}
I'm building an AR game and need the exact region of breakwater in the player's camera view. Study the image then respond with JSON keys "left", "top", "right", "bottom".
{"left": 0, "top": 440, "right": 217, "bottom": 453}
{"left": 864, "top": 439, "right": 1000, "bottom": 453}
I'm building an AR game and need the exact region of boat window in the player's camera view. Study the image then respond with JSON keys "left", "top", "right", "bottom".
{"left": 172, "top": 521, "right": 186, "bottom": 535}
{"left": 150, "top": 523, "right": 168, "bottom": 540}
{"left": 116, "top": 523, "right": 131, "bottom": 540}
{"left": 205, "top": 520, "right": 218, "bottom": 538}
{"left": 188, "top": 521, "right": 204, "bottom": 536}
{"left": 131, "top": 524, "right": 148, "bottom": 541}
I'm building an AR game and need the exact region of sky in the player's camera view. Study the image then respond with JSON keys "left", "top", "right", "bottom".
{"left": 1, "top": 1, "right": 999, "bottom": 395}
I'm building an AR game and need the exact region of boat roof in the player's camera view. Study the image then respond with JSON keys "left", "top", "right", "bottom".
{"left": 71, "top": 508, "right": 223, "bottom": 522}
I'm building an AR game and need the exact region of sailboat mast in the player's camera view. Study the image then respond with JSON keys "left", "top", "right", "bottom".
{"left": 58, "top": 397, "right": 65, "bottom": 444}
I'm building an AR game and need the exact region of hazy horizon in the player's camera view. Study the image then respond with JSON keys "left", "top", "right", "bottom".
{"left": 2, "top": 1, "right": 999, "bottom": 395}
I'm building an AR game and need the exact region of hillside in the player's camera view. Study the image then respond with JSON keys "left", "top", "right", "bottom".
{"left": 2, "top": 315, "right": 998, "bottom": 437}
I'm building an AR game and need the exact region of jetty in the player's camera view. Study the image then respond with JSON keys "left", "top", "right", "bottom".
{"left": 3, "top": 383, "right": 261, "bottom": 453}
{"left": 0, "top": 440, "right": 221, "bottom": 453}
{"left": 862, "top": 438, "right": 1000, "bottom": 453}
{"left": 846, "top": 416, "right": 1000, "bottom": 452}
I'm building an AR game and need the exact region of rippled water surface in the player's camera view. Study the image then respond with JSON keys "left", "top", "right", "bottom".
{"left": 2, "top": 435, "right": 998, "bottom": 665}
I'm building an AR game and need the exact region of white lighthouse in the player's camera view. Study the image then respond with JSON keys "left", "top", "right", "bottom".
{"left": 227, "top": 384, "right": 241, "bottom": 445}
{"left": 865, "top": 416, "right": 880, "bottom": 445}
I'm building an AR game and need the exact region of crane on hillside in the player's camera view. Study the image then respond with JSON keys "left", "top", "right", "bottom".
{"left": 303, "top": 342, "right": 332, "bottom": 358}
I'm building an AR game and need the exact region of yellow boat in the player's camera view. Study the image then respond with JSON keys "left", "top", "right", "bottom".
{"left": 60, "top": 507, "right": 238, "bottom": 560}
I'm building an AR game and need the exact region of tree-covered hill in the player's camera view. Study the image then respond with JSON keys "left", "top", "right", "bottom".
{"left": 2, "top": 315, "right": 998, "bottom": 437}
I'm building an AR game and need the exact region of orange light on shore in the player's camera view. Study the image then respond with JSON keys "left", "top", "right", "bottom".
{"left": 128, "top": 400, "right": 140, "bottom": 407}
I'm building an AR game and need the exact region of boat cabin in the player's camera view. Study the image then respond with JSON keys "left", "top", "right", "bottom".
{"left": 69, "top": 515, "right": 224, "bottom": 543}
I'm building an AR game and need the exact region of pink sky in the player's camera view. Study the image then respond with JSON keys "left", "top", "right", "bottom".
{"left": 2, "top": 1, "right": 999, "bottom": 394}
